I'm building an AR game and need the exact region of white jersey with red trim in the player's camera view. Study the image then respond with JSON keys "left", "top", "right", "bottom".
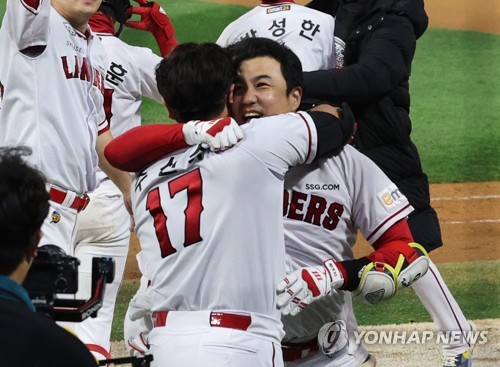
{"left": 132, "top": 112, "right": 317, "bottom": 343}
{"left": 217, "top": 1, "right": 336, "bottom": 71}
{"left": 94, "top": 31, "right": 163, "bottom": 181}
{"left": 282, "top": 145, "right": 413, "bottom": 344}
{"left": 0, "top": 0, "right": 108, "bottom": 194}
{"left": 70, "top": 29, "right": 163, "bottom": 359}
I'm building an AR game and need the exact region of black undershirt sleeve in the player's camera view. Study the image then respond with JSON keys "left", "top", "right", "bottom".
{"left": 308, "top": 108, "right": 354, "bottom": 159}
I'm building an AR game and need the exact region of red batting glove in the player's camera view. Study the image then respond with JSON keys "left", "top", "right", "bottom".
{"left": 126, "top": 0, "right": 178, "bottom": 57}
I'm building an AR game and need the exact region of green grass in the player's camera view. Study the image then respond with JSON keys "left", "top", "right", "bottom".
{"left": 111, "top": 261, "right": 500, "bottom": 341}
{"left": 410, "top": 29, "right": 500, "bottom": 183}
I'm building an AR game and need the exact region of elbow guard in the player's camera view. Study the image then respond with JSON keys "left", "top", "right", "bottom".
{"left": 353, "top": 262, "right": 398, "bottom": 305}
{"left": 395, "top": 242, "right": 430, "bottom": 287}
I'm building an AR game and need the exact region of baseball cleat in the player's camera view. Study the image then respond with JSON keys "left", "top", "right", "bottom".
{"left": 360, "top": 353, "right": 377, "bottom": 367}
{"left": 442, "top": 349, "right": 472, "bottom": 367}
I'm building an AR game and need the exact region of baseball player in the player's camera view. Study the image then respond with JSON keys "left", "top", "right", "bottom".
{"left": 273, "top": 149, "right": 427, "bottom": 367}
{"left": 105, "top": 39, "right": 354, "bottom": 366}
{"left": 71, "top": 0, "right": 177, "bottom": 361}
{"left": 216, "top": 4, "right": 375, "bottom": 364}
{"left": 217, "top": 0, "right": 335, "bottom": 72}
{"left": 226, "top": 36, "right": 430, "bottom": 367}
{"left": 109, "top": 37, "right": 427, "bottom": 367}
{"left": 304, "top": 1, "right": 475, "bottom": 365}
{"left": 0, "top": 0, "right": 133, "bottom": 258}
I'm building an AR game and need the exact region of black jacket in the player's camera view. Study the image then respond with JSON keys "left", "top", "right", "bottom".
{"left": 0, "top": 298, "right": 98, "bottom": 367}
{"left": 303, "top": 0, "right": 430, "bottom": 207}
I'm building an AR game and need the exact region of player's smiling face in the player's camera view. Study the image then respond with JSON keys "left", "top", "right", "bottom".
{"left": 230, "top": 56, "right": 302, "bottom": 125}
{"left": 52, "top": 0, "right": 103, "bottom": 32}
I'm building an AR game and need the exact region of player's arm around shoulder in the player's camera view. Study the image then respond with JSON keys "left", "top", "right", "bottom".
{"left": 3, "top": 0, "right": 51, "bottom": 51}
{"left": 307, "top": 102, "right": 355, "bottom": 158}
{"left": 241, "top": 112, "right": 320, "bottom": 173}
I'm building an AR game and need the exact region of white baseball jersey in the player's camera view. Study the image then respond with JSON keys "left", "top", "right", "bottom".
{"left": 281, "top": 145, "right": 413, "bottom": 353}
{"left": 93, "top": 29, "right": 163, "bottom": 182}
{"left": 0, "top": 0, "right": 108, "bottom": 194}
{"left": 217, "top": 1, "right": 336, "bottom": 71}
{"left": 70, "top": 24, "right": 164, "bottom": 359}
{"left": 132, "top": 112, "right": 317, "bottom": 343}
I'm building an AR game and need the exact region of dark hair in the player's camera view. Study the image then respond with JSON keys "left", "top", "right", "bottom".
{"left": 226, "top": 37, "right": 303, "bottom": 95}
{"left": 0, "top": 147, "right": 49, "bottom": 275}
{"left": 155, "top": 42, "right": 233, "bottom": 122}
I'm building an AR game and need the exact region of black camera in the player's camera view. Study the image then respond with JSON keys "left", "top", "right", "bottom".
{"left": 23, "top": 244, "right": 115, "bottom": 322}
{"left": 23, "top": 245, "right": 79, "bottom": 295}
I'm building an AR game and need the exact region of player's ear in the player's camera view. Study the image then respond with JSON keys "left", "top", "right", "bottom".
{"left": 227, "top": 83, "right": 235, "bottom": 105}
{"left": 290, "top": 86, "right": 303, "bottom": 111}
{"left": 26, "top": 230, "right": 42, "bottom": 262}
{"left": 162, "top": 99, "right": 177, "bottom": 121}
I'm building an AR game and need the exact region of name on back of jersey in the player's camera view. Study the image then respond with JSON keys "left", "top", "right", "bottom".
{"left": 238, "top": 14, "right": 321, "bottom": 42}
{"left": 134, "top": 145, "right": 205, "bottom": 193}
{"left": 376, "top": 184, "right": 407, "bottom": 213}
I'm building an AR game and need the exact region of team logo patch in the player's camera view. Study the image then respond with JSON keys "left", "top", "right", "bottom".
{"left": 266, "top": 5, "right": 291, "bottom": 14}
{"left": 376, "top": 184, "right": 406, "bottom": 213}
{"left": 50, "top": 210, "right": 61, "bottom": 224}
{"left": 334, "top": 36, "right": 346, "bottom": 69}
{"left": 63, "top": 22, "right": 76, "bottom": 36}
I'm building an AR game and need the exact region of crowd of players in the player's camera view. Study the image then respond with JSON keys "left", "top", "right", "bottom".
{"left": 0, "top": 1, "right": 475, "bottom": 367}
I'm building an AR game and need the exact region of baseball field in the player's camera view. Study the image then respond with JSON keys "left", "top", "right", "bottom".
{"left": 1, "top": 0, "right": 498, "bottom": 365}
{"left": 117, "top": 0, "right": 500, "bottom": 365}
{"left": 114, "top": 1, "right": 500, "bottom": 365}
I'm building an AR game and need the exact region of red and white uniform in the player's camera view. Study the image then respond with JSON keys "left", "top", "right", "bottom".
{"left": 132, "top": 113, "right": 317, "bottom": 367}
{"left": 282, "top": 145, "right": 413, "bottom": 366}
{"left": 0, "top": 0, "right": 109, "bottom": 255}
{"left": 71, "top": 16, "right": 163, "bottom": 360}
{"left": 217, "top": 0, "right": 336, "bottom": 71}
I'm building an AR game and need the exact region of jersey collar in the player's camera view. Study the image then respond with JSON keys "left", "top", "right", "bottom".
{"left": 89, "top": 13, "right": 116, "bottom": 36}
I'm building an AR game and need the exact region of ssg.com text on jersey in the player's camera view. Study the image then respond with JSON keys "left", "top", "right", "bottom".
{"left": 305, "top": 183, "right": 340, "bottom": 191}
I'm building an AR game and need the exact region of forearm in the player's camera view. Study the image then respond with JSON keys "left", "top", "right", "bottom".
{"left": 97, "top": 130, "right": 134, "bottom": 194}
{"left": 337, "top": 219, "right": 415, "bottom": 291}
{"left": 104, "top": 124, "right": 188, "bottom": 172}
{"left": 309, "top": 103, "right": 355, "bottom": 158}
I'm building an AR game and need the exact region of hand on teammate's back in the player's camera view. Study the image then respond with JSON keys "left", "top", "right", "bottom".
{"left": 183, "top": 117, "right": 244, "bottom": 152}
